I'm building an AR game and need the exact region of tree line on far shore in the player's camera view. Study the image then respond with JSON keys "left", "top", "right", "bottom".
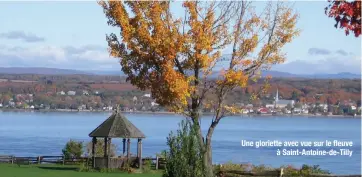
{"left": 0, "top": 74, "right": 360, "bottom": 112}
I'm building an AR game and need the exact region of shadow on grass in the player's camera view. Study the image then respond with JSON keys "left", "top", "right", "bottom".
{"left": 37, "top": 166, "right": 79, "bottom": 171}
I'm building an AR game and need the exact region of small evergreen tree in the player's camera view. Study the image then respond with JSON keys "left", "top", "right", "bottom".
{"left": 163, "top": 119, "right": 204, "bottom": 177}
{"left": 62, "top": 140, "right": 83, "bottom": 160}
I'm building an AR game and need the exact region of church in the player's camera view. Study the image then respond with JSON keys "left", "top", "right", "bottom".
{"left": 274, "top": 88, "right": 295, "bottom": 109}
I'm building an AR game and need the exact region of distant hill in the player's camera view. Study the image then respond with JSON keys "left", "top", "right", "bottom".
{"left": 304, "top": 72, "right": 361, "bottom": 79}
{"left": 86, "top": 70, "right": 123, "bottom": 76}
{"left": 262, "top": 71, "right": 361, "bottom": 79}
{"left": 0, "top": 67, "right": 359, "bottom": 79}
{"left": 0, "top": 67, "right": 91, "bottom": 75}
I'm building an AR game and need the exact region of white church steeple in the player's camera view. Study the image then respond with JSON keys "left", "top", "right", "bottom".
{"left": 274, "top": 87, "right": 279, "bottom": 109}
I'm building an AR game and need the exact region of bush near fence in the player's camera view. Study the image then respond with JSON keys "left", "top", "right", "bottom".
{"left": 214, "top": 163, "right": 361, "bottom": 177}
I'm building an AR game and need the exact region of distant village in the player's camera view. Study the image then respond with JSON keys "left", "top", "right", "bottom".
{"left": 239, "top": 89, "right": 361, "bottom": 116}
{"left": 0, "top": 88, "right": 360, "bottom": 117}
{"left": 0, "top": 90, "right": 162, "bottom": 113}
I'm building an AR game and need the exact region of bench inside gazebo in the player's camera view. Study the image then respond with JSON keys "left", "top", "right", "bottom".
{"left": 88, "top": 109, "right": 145, "bottom": 169}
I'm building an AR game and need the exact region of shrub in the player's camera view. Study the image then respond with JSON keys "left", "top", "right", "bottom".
{"left": 142, "top": 159, "right": 152, "bottom": 173}
{"left": 86, "top": 139, "right": 117, "bottom": 157}
{"left": 156, "top": 151, "right": 166, "bottom": 158}
{"left": 78, "top": 162, "right": 95, "bottom": 172}
{"left": 214, "top": 162, "right": 246, "bottom": 177}
{"left": 78, "top": 163, "right": 86, "bottom": 172}
{"left": 120, "top": 162, "right": 136, "bottom": 174}
{"left": 281, "top": 165, "right": 301, "bottom": 176}
{"left": 281, "top": 164, "right": 330, "bottom": 176}
{"left": 300, "top": 164, "right": 330, "bottom": 176}
{"left": 251, "top": 164, "right": 274, "bottom": 173}
{"left": 62, "top": 139, "right": 83, "bottom": 160}
{"left": 162, "top": 119, "right": 204, "bottom": 177}
{"left": 215, "top": 163, "right": 330, "bottom": 177}
{"left": 215, "top": 163, "right": 272, "bottom": 177}
{"left": 99, "top": 168, "right": 108, "bottom": 173}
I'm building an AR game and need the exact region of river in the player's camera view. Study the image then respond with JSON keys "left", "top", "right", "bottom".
{"left": 0, "top": 111, "right": 360, "bottom": 174}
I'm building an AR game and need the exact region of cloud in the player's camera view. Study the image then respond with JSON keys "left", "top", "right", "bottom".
{"left": 0, "top": 44, "right": 359, "bottom": 74}
{"left": 308, "top": 48, "right": 353, "bottom": 57}
{"left": 336, "top": 49, "right": 348, "bottom": 56}
{"left": 272, "top": 55, "right": 361, "bottom": 75}
{"left": 308, "top": 48, "right": 331, "bottom": 55}
{"left": 0, "top": 31, "right": 45, "bottom": 43}
{"left": 63, "top": 45, "right": 106, "bottom": 55}
{"left": 0, "top": 44, "right": 118, "bottom": 70}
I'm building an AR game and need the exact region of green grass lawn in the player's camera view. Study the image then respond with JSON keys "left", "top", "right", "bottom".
{"left": 0, "top": 164, "right": 162, "bottom": 177}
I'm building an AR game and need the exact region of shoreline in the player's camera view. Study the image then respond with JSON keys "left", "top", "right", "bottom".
{"left": 0, "top": 108, "right": 359, "bottom": 118}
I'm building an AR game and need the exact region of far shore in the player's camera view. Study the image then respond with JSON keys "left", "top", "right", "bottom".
{"left": 0, "top": 108, "right": 359, "bottom": 118}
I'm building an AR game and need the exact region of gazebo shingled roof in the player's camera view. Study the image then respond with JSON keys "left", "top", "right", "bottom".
{"left": 88, "top": 111, "right": 145, "bottom": 138}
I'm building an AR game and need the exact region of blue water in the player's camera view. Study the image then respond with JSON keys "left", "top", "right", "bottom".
{"left": 0, "top": 111, "right": 360, "bottom": 174}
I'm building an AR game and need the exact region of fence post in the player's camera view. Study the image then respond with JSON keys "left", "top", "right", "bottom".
{"left": 62, "top": 156, "right": 65, "bottom": 165}
{"left": 279, "top": 168, "right": 284, "bottom": 177}
{"left": 155, "top": 156, "right": 159, "bottom": 170}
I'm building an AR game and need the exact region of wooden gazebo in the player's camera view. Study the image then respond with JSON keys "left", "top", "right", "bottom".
{"left": 88, "top": 109, "right": 145, "bottom": 169}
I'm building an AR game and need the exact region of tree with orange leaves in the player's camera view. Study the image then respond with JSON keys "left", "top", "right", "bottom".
{"left": 99, "top": 1, "right": 299, "bottom": 175}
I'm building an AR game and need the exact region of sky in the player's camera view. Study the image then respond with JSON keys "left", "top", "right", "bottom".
{"left": 0, "top": 1, "right": 361, "bottom": 75}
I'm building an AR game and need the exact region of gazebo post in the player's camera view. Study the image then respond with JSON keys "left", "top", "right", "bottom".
{"left": 104, "top": 137, "right": 108, "bottom": 168}
{"left": 138, "top": 138, "right": 142, "bottom": 169}
{"left": 137, "top": 139, "right": 139, "bottom": 157}
{"left": 108, "top": 138, "right": 112, "bottom": 156}
{"left": 104, "top": 137, "right": 108, "bottom": 157}
{"left": 92, "top": 137, "right": 96, "bottom": 168}
{"left": 107, "top": 138, "right": 111, "bottom": 168}
{"left": 122, "top": 138, "right": 126, "bottom": 156}
{"left": 127, "top": 138, "right": 131, "bottom": 163}
{"left": 137, "top": 138, "right": 139, "bottom": 166}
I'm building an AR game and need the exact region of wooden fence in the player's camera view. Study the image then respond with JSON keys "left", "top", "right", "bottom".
{"left": 141, "top": 156, "right": 166, "bottom": 170}
{"left": 0, "top": 155, "right": 89, "bottom": 166}
{"left": 0, "top": 155, "right": 166, "bottom": 169}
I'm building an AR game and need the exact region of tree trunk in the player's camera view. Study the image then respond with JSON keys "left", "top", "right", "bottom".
{"left": 191, "top": 93, "right": 214, "bottom": 176}
{"left": 193, "top": 117, "right": 214, "bottom": 177}
{"left": 203, "top": 144, "right": 214, "bottom": 177}
{"left": 203, "top": 122, "right": 217, "bottom": 177}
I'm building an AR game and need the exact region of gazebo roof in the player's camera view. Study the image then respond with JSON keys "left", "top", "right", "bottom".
{"left": 88, "top": 111, "right": 145, "bottom": 138}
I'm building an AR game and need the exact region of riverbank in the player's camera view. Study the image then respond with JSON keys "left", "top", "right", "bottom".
{"left": 0, "top": 108, "right": 359, "bottom": 118}
{"left": 0, "top": 108, "right": 175, "bottom": 114}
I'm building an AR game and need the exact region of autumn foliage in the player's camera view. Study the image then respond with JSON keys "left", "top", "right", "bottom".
{"left": 99, "top": 1, "right": 299, "bottom": 175}
{"left": 325, "top": 0, "right": 361, "bottom": 37}
{"left": 99, "top": 1, "right": 299, "bottom": 113}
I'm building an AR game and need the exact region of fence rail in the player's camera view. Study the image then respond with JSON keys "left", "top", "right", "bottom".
{"left": 0, "top": 155, "right": 165, "bottom": 169}
{"left": 140, "top": 156, "right": 166, "bottom": 170}
{"left": 0, "top": 155, "right": 90, "bottom": 166}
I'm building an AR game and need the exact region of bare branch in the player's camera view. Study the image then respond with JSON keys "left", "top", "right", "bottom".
{"left": 243, "top": 2, "right": 281, "bottom": 77}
